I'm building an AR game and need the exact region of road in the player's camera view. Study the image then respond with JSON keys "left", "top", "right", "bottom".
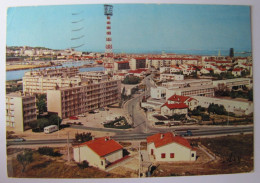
{"left": 6, "top": 74, "right": 254, "bottom": 146}
{"left": 7, "top": 126, "right": 253, "bottom": 146}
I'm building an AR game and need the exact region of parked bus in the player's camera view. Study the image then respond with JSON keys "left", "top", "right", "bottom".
{"left": 44, "top": 125, "right": 58, "bottom": 134}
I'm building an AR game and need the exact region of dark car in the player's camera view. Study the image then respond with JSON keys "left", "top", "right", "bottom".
{"left": 180, "top": 130, "right": 193, "bottom": 137}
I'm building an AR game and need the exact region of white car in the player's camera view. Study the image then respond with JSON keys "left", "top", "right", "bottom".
{"left": 78, "top": 114, "right": 86, "bottom": 117}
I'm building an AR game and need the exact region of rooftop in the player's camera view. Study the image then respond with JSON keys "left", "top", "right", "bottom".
{"left": 147, "top": 132, "right": 192, "bottom": 149}
{"left": 74, "top": 137, "right": 123, "bottom": 157}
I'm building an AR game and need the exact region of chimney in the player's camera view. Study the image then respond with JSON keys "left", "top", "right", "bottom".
{"left": 160, "top": 134, "right": 164, "bottom": 139}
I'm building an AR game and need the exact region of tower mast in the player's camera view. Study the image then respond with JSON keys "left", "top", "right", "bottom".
{"left": 104, "top": 4, "right": 114, "bottom": 72}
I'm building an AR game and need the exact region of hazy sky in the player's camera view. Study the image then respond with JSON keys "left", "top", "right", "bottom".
{"left": 6, "top": 4, "right": 252, "bottom": 53}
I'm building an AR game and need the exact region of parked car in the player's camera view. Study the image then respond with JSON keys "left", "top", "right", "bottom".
{"left": 155, "top": 121, "right": 165, "bottom": 125}
{"left": 180, "top": 130, "right": 193, "bottom": 137}
{"left": 89, "top": 110, "right": 95, "bottom": 114}
{"left": 69, "top": 116, "right": 79, "bottom": 120}
{"left": 13, "top": 138, "right": 26, "bottom": 142}
{"left": 78, "top": 114, "right": 86, "bottom": 117}
{"left": 99, "top": 108, "right": 105, "bottom": 111}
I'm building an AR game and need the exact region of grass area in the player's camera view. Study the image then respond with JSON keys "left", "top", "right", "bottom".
{"left": 8, "top": 151, "right": 125, "bottom": 178}
{"left": 191, "top": 114, "right": 253, "bottom": 125}
{"left": 152, "top": 134, "right": 253, "bottom": 177}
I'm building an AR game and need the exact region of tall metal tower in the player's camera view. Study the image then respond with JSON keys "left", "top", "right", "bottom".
{"left": 104, "top": 4, "right": 114, "bottom": 70}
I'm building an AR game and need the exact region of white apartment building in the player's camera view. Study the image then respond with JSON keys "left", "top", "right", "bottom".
{"left": 160, "top": 74, "right": 184, "bottom": 81}
{"left": 151, "top": 87, "right": 167, "bottom": 99}
{"left": 193, "top": 96, "right": 253, "bottom": 115}
{"left": 162, "top": 79, "right": 212, "bottom": 89}
{"left": 23, "top": 75, "right": 84, "bottom": 94}
{"left": 166, "top": 85, "right": 215, "bottom": 99}
{"left": 212, "top": 78, "right": 251, "bottom": 90}
{"left": 6, "top": 93, "right": 37, "bottom": 132}
{"left": 78, "top": 71, "right": 108, "bottom": 83}
{"left": 47, "top": 80, "right": 121, "bottom": 118}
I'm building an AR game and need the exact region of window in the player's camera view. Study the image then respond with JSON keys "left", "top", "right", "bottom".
{"left": 161, "top": 153, "right": 166, "bottom": 159}
{"left": 101, "top": 161, "right": 103, "bottom": 165}
{"left": 191, "top": 153, "right": 195, "bottom": 157}
{"left": 170, "top": 153, "right": 175, "bottom": 158}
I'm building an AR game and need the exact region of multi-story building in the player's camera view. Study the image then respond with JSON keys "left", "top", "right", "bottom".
{"left": 160, "top": 74, "right": 184, "bottom": 81}
{"left": 6, "top": 93, "right": 37, "bottom": 132}
{"left": 212, "top": 78, "right": 251, "bottom": 90}
{"left": 193, "top": 96, "right": 253, "bottom": 115}
{"left": 114, "top": 61, "right": 130, "bottom": 70}
{"left": 23, "top": 75, "right": 84, "bottom": 95}
{"left": 162, "top": 79, "right": 212, "bottom": 88}
{"left": 47, "top": 80, "right": 121, "bottom": 118}
{"left": 78, "top": 71, "right": 108, "bottom": 83}
{"left": 24, "top": 67, "right": 79, "bottom": 77}
{"left": 129, "top": 58, "right": 147, "bottom": 70}
{"left": 166, "top": 85, "right": 215, "bottom": 99}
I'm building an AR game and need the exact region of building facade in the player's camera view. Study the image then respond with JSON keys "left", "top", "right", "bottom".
{"left": 47, "top": 80, "right": 121, "bottom": 118}
{"left": 6, "top": 93, "right": 37, "bottom": 132}
{"left": 73, "top": 137, "right": 123, "bottom": 170}
{"left": 147, "top": 132, "right": 196, "bottom": 162}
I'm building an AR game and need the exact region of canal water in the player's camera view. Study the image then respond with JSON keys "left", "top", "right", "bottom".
{"left": 6, "top": 61, "right": 104, "bottom": 81}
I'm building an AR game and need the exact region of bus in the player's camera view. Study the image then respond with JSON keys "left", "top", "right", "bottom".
{"left": 44, "top": 125, "right": 58, "bottom": 134}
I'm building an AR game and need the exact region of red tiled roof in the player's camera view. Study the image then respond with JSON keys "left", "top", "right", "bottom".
{"left": 205, "top": 68, "right": 213, "bottom": 71}
{"left": 168, "top": 94, "right": 190, "bottom": 103}
{"left": 129, "top": 69, "right": 147, "bottom": 74}
{"left": 147, "top": 132, "right": 192, "bottom": 149}
{"left": 114, "top": 73, "right": 126, "bottom": 76}
{"left": 232, "top": 68, "right": 243, "bottom": 71}
{"left": 162, "top": 102, "right": 188, "bottom": 110}
{"left": 75, "top": 137, "right": 123, "bottom": 157}
{"left": 216, "top": 61, "right": 231, "bottom": 64}
{"left": 96, "top": 60, "right": 103, "bottom": 64}
{"left": 116, "top": 61, "right": 129, "bottom": 64}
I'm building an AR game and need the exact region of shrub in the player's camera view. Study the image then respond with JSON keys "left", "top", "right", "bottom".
{"left": 38, "top": 147, "right": 61, "bottom": 157}
{"left": 77, "top": 160, "right": 89, "bottom": 169}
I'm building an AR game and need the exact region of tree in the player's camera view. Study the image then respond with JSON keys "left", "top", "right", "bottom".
{"left": 75, "top": 132, "right": 93, "bottom": 142}
{"left": 49, "top": 114, "right": 62, "bottom": 128}
{"left": 36, "top": 94, "right": 47, "bottom": 114}
{"left": 17, "top": 150, "right": 33, "bottom": 172}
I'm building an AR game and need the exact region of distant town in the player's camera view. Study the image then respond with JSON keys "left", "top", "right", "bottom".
{"left": 6, "top": 4, "right": 253, "bottom": 179}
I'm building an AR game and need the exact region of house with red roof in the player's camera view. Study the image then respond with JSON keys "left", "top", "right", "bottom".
{"left": 167, "top": 94, "right": 198, "bottom": 110}
{"left": 147, "top": 132, "right": 196, "bottom": 162}
{"left": 232, "top": 68, "right": 243, "bottom": 77}
{"left": 160, "top": 102, "right": 188, "bottom": 116}
{"left": 200, "top": 68, "right": 213, "bottom": 74}
{"left": 73, "top": 137, "right": 125, "bottom": 170}
{"left": 214, "top": 67, "right": 227, "bottom": 74}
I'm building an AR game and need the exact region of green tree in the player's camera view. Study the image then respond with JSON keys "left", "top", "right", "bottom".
{"left": 17, "top": 150, "right": 33, "bottom": 172}
{"left": 49, "top": 114, "right": 62, "bottom": 128}
{"left": 75, "top": 132, "right": 93, "bottom": 142}
{"left": 36, "top": 94, "right": 47, "bottom": 114}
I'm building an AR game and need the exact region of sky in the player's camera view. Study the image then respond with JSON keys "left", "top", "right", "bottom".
{"left": 6, "top": 4, "right": 252, "bottom": 53}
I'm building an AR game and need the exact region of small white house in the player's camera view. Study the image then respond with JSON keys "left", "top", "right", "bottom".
{"left": 167, "top": 94, "right": 198, "bottom": 110}
{"left": 147, "top": 132, "right": 196, "bottom": 162}
{"left": 73, "top": 137, "right": 124, "bottom": 170}
{"left": 160, "top": 102, "right": 188, "bottom": 116}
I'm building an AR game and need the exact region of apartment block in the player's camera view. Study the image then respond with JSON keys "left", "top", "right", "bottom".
{"left": 47, "top": 80, "right": 121, "bottom": 118}
{"left": 162, "top": 79, "right": 213, "bottom": 88}
{"left": 166, "top": 85, "right": 215, "bottom": 99}
{"left": 6, "top": 93, "right": 37, "bottom": 132}
{"left": 212, "top": 78, "right": 252, "bottom": 90}
{"left": 23, "top": 75, "right": 84, "bottom": 94}
{"left": 23, "top": 67, "right": 83, "bottom": 94}
{"left": 78, "top": 71, "right": 108, "bottom": 83}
